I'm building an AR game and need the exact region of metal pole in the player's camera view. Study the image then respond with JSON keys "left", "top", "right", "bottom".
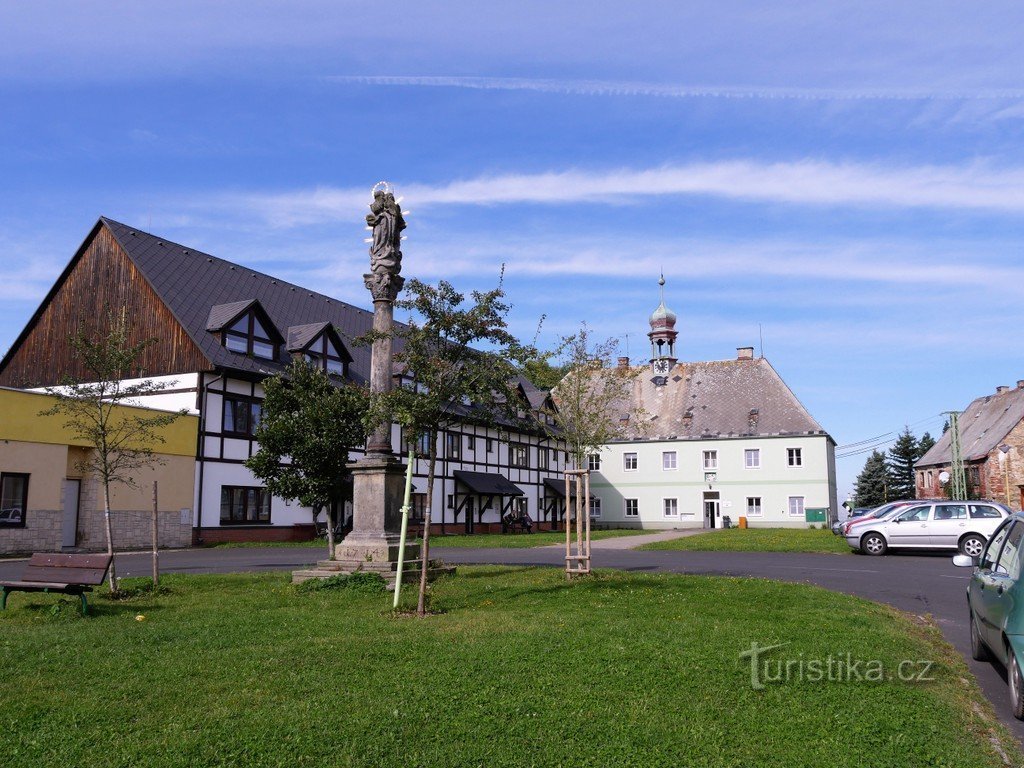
{"left": 393, "top": 450, "right": 416, "bottom": 609}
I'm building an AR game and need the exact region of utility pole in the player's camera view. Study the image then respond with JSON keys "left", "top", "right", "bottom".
{"left": 945, "top": 411, "right": 967, "bottom": 500}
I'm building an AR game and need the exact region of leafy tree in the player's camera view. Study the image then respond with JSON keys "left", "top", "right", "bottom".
{"left": 886, "top": 426, "right": 919, "bottom": 500}
{"left": 544, "top": 325, "right": 644, "bottom": 468}
{"left": 41, "top": 309, "right": 184, "bottom": 592}
{"left": 245, "top": 360, "right": 372, "bottom": 558}
{"left": 378, "top": 276, "right": 528, "bottom": 616}
{"left": 853, "top": 450, "right": 888, "bottom": 508}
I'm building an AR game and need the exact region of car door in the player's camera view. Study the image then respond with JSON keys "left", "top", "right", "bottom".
{"left": 974, "top": 521, "right": 1023, "bottom": 659}
{"left": 929, "top": 503, "right": 968, "bottom": 547}
{"left": 886, "top": 504, "right": 933, "bottom": 547}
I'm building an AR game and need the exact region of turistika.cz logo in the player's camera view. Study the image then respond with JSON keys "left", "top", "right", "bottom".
{"left": 738, "top": 641, "right": 935, "bottom": 690}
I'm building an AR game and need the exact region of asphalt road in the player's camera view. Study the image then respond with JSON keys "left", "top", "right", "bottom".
{"left": 2, "top": 544, "right": 1018, "bottom": 747}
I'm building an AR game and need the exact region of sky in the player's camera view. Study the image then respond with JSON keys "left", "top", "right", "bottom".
{"left": 2, "top": 1, "right": 1024, "bottom": 499}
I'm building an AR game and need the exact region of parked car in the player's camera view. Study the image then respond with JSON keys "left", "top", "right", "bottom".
{"left": 836, "top": 500, "right": 917, "bottom": 537}
{"left": 954, "top": 513, "right": 1024, "bottom": 718}
{"left": 846, "top": 501, "right": 1010, "bottom": 556}
{"left": 831, "top": 507, "right": 872, "bottom": 535}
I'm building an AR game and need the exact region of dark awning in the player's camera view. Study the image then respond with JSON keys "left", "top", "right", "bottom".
{"left": 453, "top": 470, "right": 524, "bottom": 496}
{"left": 544, "top": 478, "right": 567, "bottom": 497}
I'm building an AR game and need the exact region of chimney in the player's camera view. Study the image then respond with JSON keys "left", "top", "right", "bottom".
{"left": 997, "top": 385, "right": 1010, "bottom": 394}
{"left": 737, "top": 346, "right": 754, "bottom": 361}
{"left": 1017, "top": 380, "right": 1024, "bottom": 389}
{"left": 617, "top": 356, "right": 630, "bottom": 369}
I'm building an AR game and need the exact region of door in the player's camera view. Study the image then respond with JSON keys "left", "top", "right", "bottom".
{"left": 62, "top": 479, "right": 80, "bottom": 549}
{"left": 928, "top": 503, "right": 968, "bottom": 546}
{"left": 975, "top": 521, "right": 1024, "bottom": 657}
{"left": 703, "top": 492, "right": 720, "bottom": 529}
{"left": 886, "top": 504, "right": 932, "bottom": 547}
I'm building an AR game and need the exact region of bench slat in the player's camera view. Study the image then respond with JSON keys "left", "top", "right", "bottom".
{"left": 21, "top": 566, "right": 109, "bottom": 585}
{"left": 0, "top": 580, "right": 75, "bottom": 589}
{"left": 28, "top": 553, "right": 112, "bottom": 569}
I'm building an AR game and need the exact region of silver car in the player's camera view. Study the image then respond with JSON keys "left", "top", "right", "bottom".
{"left": 846, "top": 501, "right": 1009, "bottom": 556}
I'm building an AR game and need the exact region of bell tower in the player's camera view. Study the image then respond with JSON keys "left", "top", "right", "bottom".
{"left": 648, "top": 274, "right": 678, "bottom": 378}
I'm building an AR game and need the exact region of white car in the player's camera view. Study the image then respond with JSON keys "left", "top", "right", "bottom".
{"left": 846, "top": 501, "right": 1009, "bottom": 556}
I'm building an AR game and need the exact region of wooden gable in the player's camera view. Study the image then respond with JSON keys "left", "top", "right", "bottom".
{"left": 0, "top": 221, "right": 211, "bottom": 388}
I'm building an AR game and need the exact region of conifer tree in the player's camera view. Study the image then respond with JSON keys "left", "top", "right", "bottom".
{"left": 886, "top": 427, "right": 919, "bottom": 500}
{"left": 853, "top": 450, "right": 889, "bottom": 508}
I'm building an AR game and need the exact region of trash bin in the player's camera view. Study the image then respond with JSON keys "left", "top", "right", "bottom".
{"left": 738, "top": 516, "right": 748, "bottom": 529}
{"left": 722, "top": 515, "right": 732, "bottom": 529}
{"left": 805, "top": 507, "right": 827, "bottom": 524}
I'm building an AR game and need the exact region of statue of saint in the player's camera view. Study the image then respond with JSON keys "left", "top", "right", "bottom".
{"left": 366, "top": 189, "right": 406, "bottom": 278}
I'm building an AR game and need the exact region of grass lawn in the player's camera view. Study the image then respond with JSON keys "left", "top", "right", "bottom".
{"left": 423, "top": 528, "right": 649, "bottom": 548}
{"left": 1, "top": 568, "right": 1018, "bottom": 767}
{"left": 640, "top": 526, "right": 852, "bottom": 554}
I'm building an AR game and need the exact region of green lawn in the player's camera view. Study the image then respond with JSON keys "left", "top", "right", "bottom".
{"left": 640, "top": 526, "right": 852, "bottom": 554}
{"left": 424, "top": 528, "right": 649, "bottom": 548}
{"left": 0, "top": 567, "right": 1017, "bottom": 767}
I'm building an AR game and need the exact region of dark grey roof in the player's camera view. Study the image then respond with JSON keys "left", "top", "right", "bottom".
{"left": 453, "top": 470, "right": 524, "bottom": 496}
{"left": 100, "top": 217, "right": 379, "bottom": 384}
{"left": 286, "top": 322, "right": 331, "bottom": 352}
{"left": 586, "top": 357, "right": 828, "bottom": 442}
{"left": 918, "top": 386, "right": 1024, "bottom": 466}
{"left": 206, "top": 299, "right": 259, "bottom": 332}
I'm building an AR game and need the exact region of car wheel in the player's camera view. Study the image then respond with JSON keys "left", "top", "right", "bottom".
{"left": 970, "top": 610, "right": 990, "bottom": 661}
{"left": 1009, "top": 649, "right": 1024, "bottom": 720}
{"left": 959, "top": 534, "right": 986, "bottom": 558}
{"left": 861, "top": 532, "right": 887, "bottom": 556}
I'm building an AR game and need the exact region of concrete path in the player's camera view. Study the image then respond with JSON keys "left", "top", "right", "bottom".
{"left": 540, "top": 528, "right": 704, "bottom": 550}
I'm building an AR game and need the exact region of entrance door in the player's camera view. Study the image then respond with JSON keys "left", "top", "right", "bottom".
{"left": 62, "top": 479, "right": 80, "bottom": 549}
{"left": 703, "top": 492, "right": 720, "bottom": 529}
{"left": 464, "top": 497, "right": 475, "bottom": 534}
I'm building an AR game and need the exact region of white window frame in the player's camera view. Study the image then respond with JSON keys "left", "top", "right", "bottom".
{"left": 588, "top": 454, "right": 601, "bottom": 471}
{"left": 787, "top": 448, "right": 802, "bottom": 467}
{"left": 590, "top": 497, "right": 602, "bottom": 518}
{"left": 624, "top": 498, "right": 639, "bottom": 518}
{"left": 662, "top": 451, "right": 678, "bottom": 471}
{"left": 623, "top": 452, "right": 638, "bottom": 472}
{"left": 744, "top": 448, "right": 761, "bottom": 470}
{"left": 663, "top": 498, "right": 679, "bottom": 517}
{"left": 746, "top": 496, "right": 763, "bottom": 517}
{"left": 702, "top": 450, "right": 718, "bottom": 470}
{"left": 788, "top": 496, "right": 805, "bottom": 517}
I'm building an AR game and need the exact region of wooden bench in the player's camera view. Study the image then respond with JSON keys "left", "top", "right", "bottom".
{"left": 0, "top": 553, "right": 113, "bottom": 615}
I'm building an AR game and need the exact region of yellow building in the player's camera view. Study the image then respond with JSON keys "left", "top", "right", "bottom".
{"left": 0, "top": 387, "right": 197, "bottom": 555}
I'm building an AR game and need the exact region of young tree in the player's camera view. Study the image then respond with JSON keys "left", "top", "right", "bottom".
{"left": 544, "top": 325, "right": 644, "bottom": 468}
{"left": 41, "top": 311, "right": 183, "bottom": 592}
{"left": 887, "top": 426, "right": 919, "bottom": 500}
{"left": 853, "top": 450, "right": 889, "bottom": 508}
{"left": 378, "top": 276, "right": 528, "bottom": 616}
{"left": 245, "top": 360, "right": 372, "bottom": 558}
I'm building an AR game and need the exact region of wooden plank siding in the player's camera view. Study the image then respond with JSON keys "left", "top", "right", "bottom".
{"left": 0, "top": 223, "right": 210, "bottom": 387}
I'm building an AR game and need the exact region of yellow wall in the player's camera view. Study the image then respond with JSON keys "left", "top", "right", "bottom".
{"left": 0, "top": 440, "right": 67, "bottom": 509}
{"left": 0, "top": 387, "right": 197, "bottom": 456}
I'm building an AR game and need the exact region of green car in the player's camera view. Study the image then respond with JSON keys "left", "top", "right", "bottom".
{"left": 955, "top": 512, "right": 1024, "bottom": 718}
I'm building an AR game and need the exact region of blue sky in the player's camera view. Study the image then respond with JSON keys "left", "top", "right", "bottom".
{"left": 2, "top": 1, "right": 1024, "bottom": 499}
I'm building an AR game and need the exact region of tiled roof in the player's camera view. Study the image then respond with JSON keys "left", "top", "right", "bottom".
{"left": 590, "top": 357, "right": 828, "bottom": 442}
{"left": 205, "top": 299, "right": 260, "bottom": 332}
{"left": 917, "top": 386, "right": 1024, "bottom": 466}
{"left": 286, "top": 322, "right": 332, "bottom": 352}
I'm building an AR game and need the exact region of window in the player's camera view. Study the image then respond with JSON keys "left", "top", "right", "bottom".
{"left": 787, "top": 448, "right": 802, "bottom": 467}
{"left": 970, "top": 504, "right": 1003, "bottom": 519}
{"left": 220, "top": 486, "right": 271, "bottom": 524}
{"left": 744, "top": 449, "right": 761, "bottom": 469}
{"left": 788, "top": 496, "right": 805, "bottom": 517}
{"left": 624, "top": 498, "right": 639, "bottom": 517}
{"left": 0, "top": 473, "right": 29, "bottom": 527}
{"left": 487, "top": 438, "right": 495, "bottom": 454}
{"left": 702, "top": 450, "right": 718, "bottom": 470}
{"left": 223, "top": 312, "right": 277, "bottom": 360}
{"left": 925, "top": 471, "right": 933, "bottom": 490}
{"left": 515, "top": 497, "right": 529, "bottom": 515}
{"left": 416, "top": 432, "right": 433, "bottom": 457}
{"left": 223, "top": 397, "right": 262, "bottom": 437}
{"left": 447, "top": 494, "right": 455, "bottom": 509}
{"left": 588, "top": 454, "right": 601, "bottom": 471}
{"left": 511, "top": 444, "right": 530, "bottom": 468}
{"left": 662, "top": 451, "right": 677, "bottom": 470}
{"left": 303, "top": 333, "right": 348, "bottom": 377}
{"left": 446, "top": 432, "right": 461, "bottom": 460}
{"left": 969, "top": 465, "right": 981, "bottom": 487}
{"left": 538, "top": 447, "right": 550, "bottom": 470}
{"left": 895, "top": 505, "right": 931, "bottom": 522}
{"left": 663, "top": 498, "right": 679, "bottom": 517}
{"left": 995, "top": 522, "right": 1024, "bottom": 578}
{"left": 934, "top": 504, "right": 967, "bottom": 520}
{"left": 982, "top": 521, "right": 1013, "bottom": 568}
{"left": 467, "top": 436, "right": 476, "bottom": 453}
{"left": 746, "top": 497, "right": 762, "bottom": 517}
{"left": 624, "top": 452, "right": 638, "bottom": 471}
{"left": 410, "top": 493, "right": 428, "bottom": 522}
{"left": 590, "top": 497, "right": 602, "bottom": 518}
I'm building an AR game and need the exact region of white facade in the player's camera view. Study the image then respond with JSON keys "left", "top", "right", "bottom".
{"left": 590, "top": 434, "right": 837, "bottom": 529}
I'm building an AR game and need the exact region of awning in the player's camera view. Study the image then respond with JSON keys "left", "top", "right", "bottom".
{"left": 453, "top": 470, "right": 524, "bottom": 496}
{"left": 543, "top": 477, "right": 593, "bottom": 500}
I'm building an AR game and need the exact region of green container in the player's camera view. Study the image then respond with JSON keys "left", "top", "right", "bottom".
{"left": 805, "top": 507, "right": 828, "bottom": 523}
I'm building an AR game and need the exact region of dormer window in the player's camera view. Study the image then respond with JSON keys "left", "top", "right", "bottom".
{"left": 286, "top": 322, "right": 352, "bottom": 378}
{"left": 225, "top": 313, "right": 276, "bottom": 360}
{"left": 304, "top": 335, "right": 347, "bottom": 377}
